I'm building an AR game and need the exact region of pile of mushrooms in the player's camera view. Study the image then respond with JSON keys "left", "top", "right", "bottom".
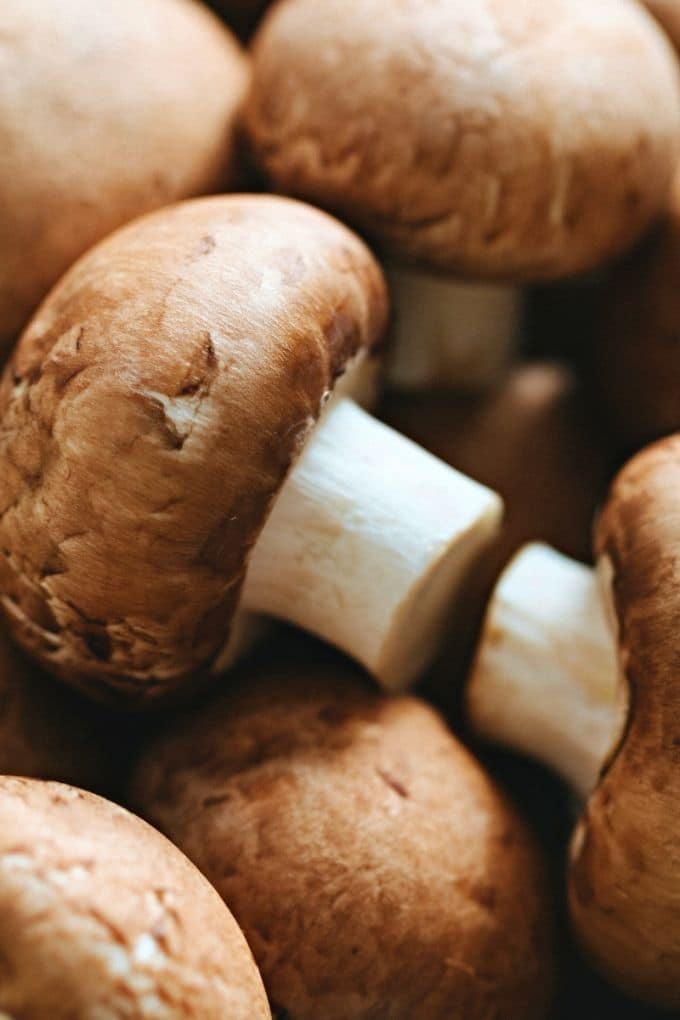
{"left": 0, "top": 0, "right": 678, "bottom": 1017}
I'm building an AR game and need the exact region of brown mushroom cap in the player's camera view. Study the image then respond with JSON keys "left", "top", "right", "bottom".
{"left": 596, "top": 170, "right": 680, "bottom": 449}
{"left": 0, "top": 0, "right": 249, "bottom": 349}
{"left": 0, "top": 195, "right": 387, "bottom": 705}
{"left": 569, "top": 435, "right": 680, "bottom": 1008}
{"left": 130, "top": 652, "right": 555, "bottom": 1020}
{"left": 247, "top": 0, "right": 680, "bottom": 281}
{"left": 0, "top": 624, "right": 113, "bottom": 791}
{"left": 0, "top": 777, "right": 271, "bottom": 1018}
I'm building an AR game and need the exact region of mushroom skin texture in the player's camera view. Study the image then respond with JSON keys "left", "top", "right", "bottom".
{"left": 0, "top": 0, "right": 249, "bottom": 350}
{"left": 0, "top": 777, "right": 271, "bottom": 1019}
{"left": 247, "top": 0, "right": 680, "bottom": 391}
{"left": 129, "top": 655, "right": 555, "bottom": 1020}
{"left": 467, "top": 436, "right": 680, "bottom": 1008}
{"left": 0, "top": 194, "right": 501, "bottom": 703}
{"left": 0, "top": 625, "right": 113, "bottom": 792}
{"left": 0, "top": 195, "right": 386, "bottom": 703}
{"left": 596, "top": 172, "right": 680, "bottom": 449}
{"left": 247, "top": 0, "right": 680, "bottom": 281}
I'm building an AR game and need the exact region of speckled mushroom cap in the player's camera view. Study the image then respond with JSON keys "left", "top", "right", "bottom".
{"left": 569, "top": 435, "right": 680, "bottom": 1008}
{"left": 0, "top": 777, "right": 271, "bottom": 1019}
{"left": 0, "top": 0, "right": 249, "bottom": 349}
{"left": 130, "top": 653, "right": 555, "bottom": 1020}
{"left": 247, "top": 0, "right": 680, "bottom": 280}
{"left": 644, "top": 0, "right": 680, "bottom": 49}
{"left": 0, "top": 625, "right": 113, "bottom": 792}
{"left": 0, "top": 195, "right": 387, "bottom": 705}
{"left": 596, "top": 170, "right": 680, "bottom": 448}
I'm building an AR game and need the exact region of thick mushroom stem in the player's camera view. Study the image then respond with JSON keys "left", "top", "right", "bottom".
{"left": 466, "top": 544, "right": 628, "bottom": 798}
{"left": 243, "top": 398, "right": 503, "bottom": 690}
{"left": 386, "top": 264, "right": 523, "bottom": 391}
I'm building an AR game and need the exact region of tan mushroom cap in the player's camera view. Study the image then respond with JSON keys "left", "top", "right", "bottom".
{"left": 0, "top": 0, "right": 249, "bottom": 350}
{"left": 596, "top": 169, "right": 680, "bottom": 448}
{"left": 247, "top": 0, "right": 680, "bottom": 281}
{"left": 0, "top": 777, "right": 271, "bottom": 1019}
{"left": 0, "top": 195, "right": 387, "bottom": 705}
{"left": 569, "top": 435, "right": 680, "bottom": 1008}
{"left": 130, "top": 652, "right": 556, "bottom": 1020}
{"left": 0, "top": 624, "right": 113, "bottom": 791}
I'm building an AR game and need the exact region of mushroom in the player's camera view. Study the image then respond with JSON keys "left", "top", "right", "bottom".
{"left": 246, "top": 0, "right": 680, "bottom": 390}
{"left": 0, "top": 776, "right": 271, "bottom": 1018}
{"left": 0, "top": 624, "right": 114, "bottom": 792}
{"left": 595, "top": 169, "right": 680, "bottom": 450}
{"left": 466, "top": 436, "right": 680, "bottom": 1007}
{"left": 0, "top": 0, "right": 249, "bottom": 350}
{"left": 0, "top": 195, "right": 502, "bottom": 704}
{"left": 380, "top": 361, "right": 610, "bottom": 705}
{"left": 129, "top": 648, "right": 556, "bottom": 1020}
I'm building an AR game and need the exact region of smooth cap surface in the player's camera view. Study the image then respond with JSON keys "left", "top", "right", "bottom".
{"left": 247, "top": 0, "right": 680, "bottom": 280}
{"left": 0, "top": 0, "right": 249, "bottom": 348}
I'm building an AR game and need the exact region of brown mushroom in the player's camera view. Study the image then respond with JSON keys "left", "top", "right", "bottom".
{"left": 0, "top": 776, "right": 270, "bottom": 1018}
{"left": 246, "top": 0, "right": 680, "bottom": 388}
{"left": 129, "top": 649, "right": 556, "bottom": 1020}
{"left": 0, "top": 623, "right": 113, "bottom": 792}
{"left": 595, "top": 169, "right": 680, "bottom": 450}
{"left": 0, "top": 195, "right": 502, "bottom": 705}
{"left": 466, "top": 436, "right": 680, "bottom": 1007}
{"left": 0, "top": 0, "right": 249, "bottom": 350}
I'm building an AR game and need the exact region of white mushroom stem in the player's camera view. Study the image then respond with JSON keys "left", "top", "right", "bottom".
{"left": 385, "top": 263, "right": 523, "bottom": 391}
{"left": 466, "top": 543, "right": 629, "bottom": 798}
{"left": 242, "top": 397, "right": 503, "bottom": 690}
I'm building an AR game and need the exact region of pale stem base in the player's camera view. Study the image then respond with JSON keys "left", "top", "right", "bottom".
{"left": 243, "top": 398, "right": 503, "bottom": 690}
{"left": 466, "top": 543, "right": 628, "bottom": 798}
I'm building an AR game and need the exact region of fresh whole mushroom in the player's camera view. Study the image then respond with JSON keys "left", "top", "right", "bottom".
{"left": 0, "top": 776, "right": 270, "bottom": 1018}
{"left": 0, "top": 195, "right": 502, "bottom": 704}
{"left": 0, "top": 0, "right": 249, "bottom": 350}
{"left": 595, "top": 169, "right": 680, "bottom": 449}
{"left": 466, "top": 436, "right": 680, "bottom": 1008}
{"left": 129, "top": 650, "right": 556, "bottom": 1020}
{"left": 246, "top": 0, "right": 680, "bottom": 389}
